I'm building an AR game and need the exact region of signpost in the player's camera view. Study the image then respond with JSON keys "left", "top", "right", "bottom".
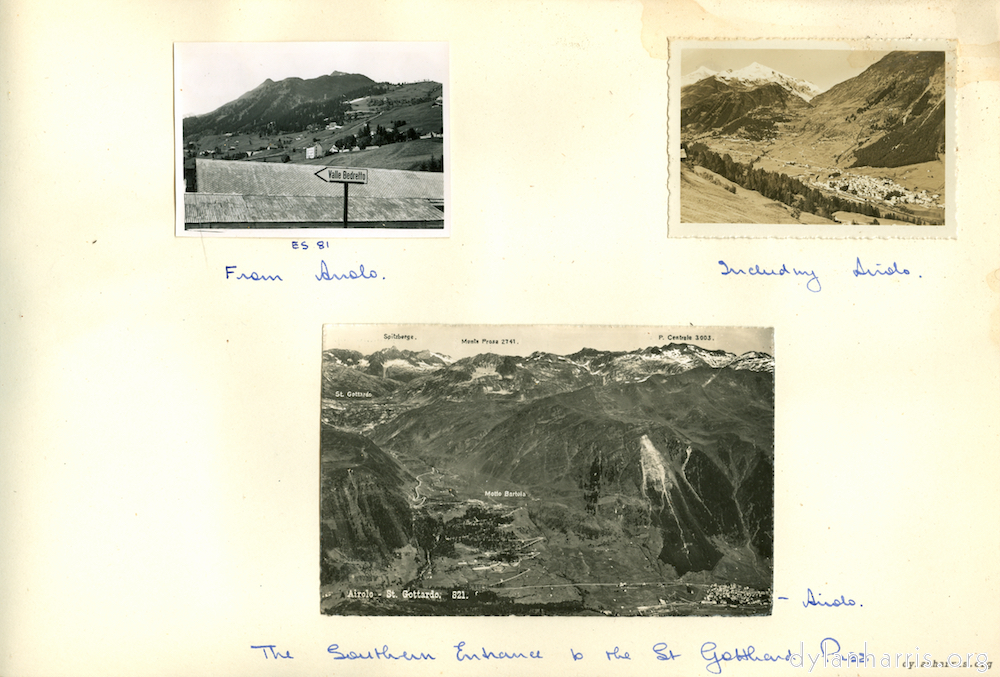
{"left": 314, "top": 167, "right": 369, "bottom": 227}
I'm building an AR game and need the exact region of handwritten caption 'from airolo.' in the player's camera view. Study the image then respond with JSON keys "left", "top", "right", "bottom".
{"left": 223, "top": 261, "right": 381, "bottom": 283}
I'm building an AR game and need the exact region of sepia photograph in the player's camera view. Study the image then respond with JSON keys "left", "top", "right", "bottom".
{"left": 671, "top": 41, "right": 953, "bottom": 236}
{"left": 320, "top": 325, "right": 774, "bottom": 617}
{"left": 174, "top": 42, "right": 448, "bottom": 237}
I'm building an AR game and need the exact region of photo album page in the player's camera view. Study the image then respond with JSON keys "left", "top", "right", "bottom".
{"left": 2, "top": 1, "right": 998, "bottom": 676}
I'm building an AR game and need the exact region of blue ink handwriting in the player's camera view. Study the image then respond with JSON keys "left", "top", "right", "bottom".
{"left": 718, "top": 260, "right": 821, "bottom": 292}
{"left": 653, "top": 643, "right": 681, "bottom": 661}
{"left": 853, "top": 257, "right": 913, "bottom": 278}
{"left": 291, "top": 240, "right": 330, "bottom": 250}
{"left": 327, "top": 644, "right": 435, "bottom": 661}
{"left": 454, "top": 641, "right": 542, "bottom": 661}
{"left": 571, "top": 649, "right": 583, "bottom": 661}
{"left": 701, "top": 641, "right": 795, "bottom": 675}
{"left": 808, "top": 637, "right": 872, "bottom": 670}
{"left": 316, "top": 261, "right": 380, "bottom": 281}
{"left": 803, "top": 588, "right": 861, "bottom": 608}
{"left": 226, "top": 265, "right": 282, "bottom": 281}
{"left": 251, "top": 645, "right": 293, "bottom": 659}
{"left": 606, "top": 647, "right": 631, "bottom": 660}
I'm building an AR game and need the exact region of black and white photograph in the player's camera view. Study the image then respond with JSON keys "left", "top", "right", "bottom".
{"left": 174, "top": 42, "right": 448, "bottom": 237}
{"left": 320, "top": 325, "right": 774, "bottom": 616}
{"left": 670, "top": 41, "right": 954, "bottom": 237}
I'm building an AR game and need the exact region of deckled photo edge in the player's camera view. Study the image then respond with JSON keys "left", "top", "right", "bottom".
{"left": 667, "top": 38, "right": 957, "bottom": 240}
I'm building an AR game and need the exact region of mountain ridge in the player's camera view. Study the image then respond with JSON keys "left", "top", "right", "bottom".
{"left": 183, "top": 70, "right": 442, "bottom": 139}
{"left": 322, "top": 343, "right": 775, "bottom": 402}
{"left": 681, "top": 50, "right": 946, "bottom": 169}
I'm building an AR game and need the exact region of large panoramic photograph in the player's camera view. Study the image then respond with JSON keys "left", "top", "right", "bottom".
{"left": 673, "top": 42, "right": 952, "bottom": 235}
{"left": 174, "top": 42, "right": 448, "bottom": 236}
{"left": 319, "top": 326, "right": 775, "bottom": 617}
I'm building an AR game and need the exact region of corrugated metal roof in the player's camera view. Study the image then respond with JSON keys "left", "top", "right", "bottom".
{"left": 195, "top": 159, "right": 443, "bottom": 199}
{"left": 185, "top": 193, "right": 444, "bottom": 225}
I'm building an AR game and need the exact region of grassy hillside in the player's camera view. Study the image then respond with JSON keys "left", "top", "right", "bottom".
{"left": 831, "top": 211, "right": 912, "bottom": 225}
{"left": 302, "top": 138, "right": 444, "bottom": 171}
{"left": 372, "top": 100, "right": 444, "bottom": 135}
{"left": 293, "top": 100, "right": 442, "bottom": 155}
{"left": 376, "top": 81, "right": 441, "bottom": 105}
{"left": 681, "top": 165, "right": 836, "bottom": 225}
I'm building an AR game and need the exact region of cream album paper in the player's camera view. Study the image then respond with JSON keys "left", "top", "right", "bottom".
{"left": 1, "top": 1, "right": 998, "bottom": 675}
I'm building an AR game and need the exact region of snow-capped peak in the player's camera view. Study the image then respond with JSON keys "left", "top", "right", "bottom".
{"left": 729, "top": 351, "right": 775, "bottom": 373}
{"left": 681, "top": 65, "right": 717, "bottom": 87}
{"left": 715, "top": 62, "right": 822, "bottom": 102}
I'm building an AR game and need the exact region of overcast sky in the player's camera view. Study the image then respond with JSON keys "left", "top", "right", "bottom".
{"left": 176, "top": 42, "right": 448, "bottom": 117}
{"left": 682, "top": 48, "right": 892, "bottom": 92}
{"left": 322, "top": 325, "right": 773, "bottom": 359}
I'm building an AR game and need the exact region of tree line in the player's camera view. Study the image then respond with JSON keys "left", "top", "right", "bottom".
{"left": 417, "top": 155, "right": 443, "bottom": 172}
{"left": 331, "top": 122, "right": 421, "bottom": 151}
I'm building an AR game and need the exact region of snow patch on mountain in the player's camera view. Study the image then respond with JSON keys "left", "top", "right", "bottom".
{"left": 471, "top": 366, "right": 499, "bottom": 380}
{"left": 383, "top": 357, "right": 442, "bottom": 376}
{"left": 681, "top": 65, "right": 718, "bottom": 87}
{"left": 729, "top": 351, "right": 775, "bottom": 373}
{"left": 714, "top": 62, "right": 823, "bottom": 102}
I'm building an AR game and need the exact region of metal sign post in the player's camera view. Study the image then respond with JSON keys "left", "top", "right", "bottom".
{"left": 314, "top": 167, "right": 369, "bottom": 228}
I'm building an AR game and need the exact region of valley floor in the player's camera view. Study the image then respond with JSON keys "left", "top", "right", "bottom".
{"left": 683, "top": 136, "right": 945, "bottom": 225}
{"left": 321, "top": 438, "right": 772, "bottom": 617}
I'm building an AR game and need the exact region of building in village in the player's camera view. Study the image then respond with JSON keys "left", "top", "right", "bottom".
{"left": 305, "top": 142, "right": 324, "bottom": 160}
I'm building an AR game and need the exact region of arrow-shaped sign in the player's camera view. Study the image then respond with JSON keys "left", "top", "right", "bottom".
{"left": 313, "top": 167, "right": 369, "bottom": 184}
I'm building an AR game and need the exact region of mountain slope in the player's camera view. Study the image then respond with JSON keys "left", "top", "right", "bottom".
{"left": 184, "top": 71, "right": 377, "bottom": 137}
{"left": 680, "top": 164, "right": 836, "bottom": 224}
{"left": 800, "top": 51, "right": 945, "bottom": 167}
{"left": 681, "top": 79, "right": 811, "bottom": 139}
{"left": 682, "top": 51, "right": 946, "bottom": 170}
{"left": 460, "top": 368, "right": 773, "bottom": 576}
{"left": 320, "top": 428, "right": 415, "bottom": 564}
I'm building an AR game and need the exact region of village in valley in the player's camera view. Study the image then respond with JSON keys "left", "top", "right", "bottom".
{"left": 810, "top": 171, "right": 940, "bottom": 210}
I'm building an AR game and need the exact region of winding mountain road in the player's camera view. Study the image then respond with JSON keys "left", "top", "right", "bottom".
{"left": 411, "top": 467, "right": 438, "bottom": 507}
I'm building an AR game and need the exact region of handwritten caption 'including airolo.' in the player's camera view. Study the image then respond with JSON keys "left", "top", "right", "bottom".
{"left": 718, "top": 257, "right": 919, "bottom": 293}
